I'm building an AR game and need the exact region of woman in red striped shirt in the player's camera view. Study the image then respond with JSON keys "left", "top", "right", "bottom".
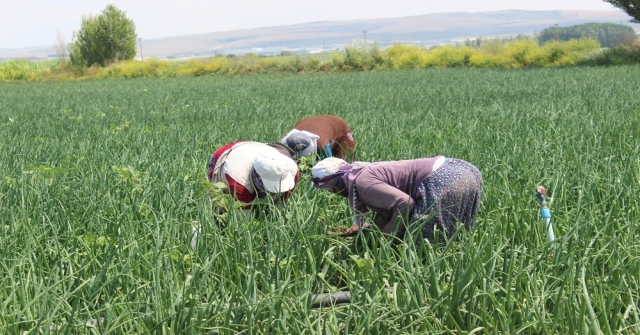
{"left": 207, "top": 141, "right": 300, "bottom": 211}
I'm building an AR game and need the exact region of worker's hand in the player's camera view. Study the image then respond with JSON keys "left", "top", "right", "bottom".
{"left": 329, "top": 223, "right": 370, "bottom": 237}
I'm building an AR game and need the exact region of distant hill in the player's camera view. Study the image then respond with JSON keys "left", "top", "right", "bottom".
{"left": 2, "top": 9, "right": 639, "bottom": 60}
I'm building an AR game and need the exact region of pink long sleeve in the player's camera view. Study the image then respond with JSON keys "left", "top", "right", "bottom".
{"left": 352, "top": 157, "right": 443, "bottom": 236}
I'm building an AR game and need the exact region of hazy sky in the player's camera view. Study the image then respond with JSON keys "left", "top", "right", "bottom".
{"left": 1, "top": 0, "right": 620, "bottom": 49}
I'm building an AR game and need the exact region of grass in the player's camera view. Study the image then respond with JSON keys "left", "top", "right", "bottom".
{"left": 0, "top": 66, "right": 639, "bottom": 334}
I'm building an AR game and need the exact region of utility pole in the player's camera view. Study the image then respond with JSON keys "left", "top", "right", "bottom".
{"left": 362, "top": 30, "right": 368, "bottom": 46}
{"left": 138, "top": 38, "right": 143, "bottom": 61}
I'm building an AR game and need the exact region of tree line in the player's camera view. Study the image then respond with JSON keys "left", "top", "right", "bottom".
{"left": 538, "top": 22, "right": 637, "bottom": 47}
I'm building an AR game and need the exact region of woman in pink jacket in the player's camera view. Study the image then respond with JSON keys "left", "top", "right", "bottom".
{"left": 310, "top": 156, "right": 482, "bottom": 245}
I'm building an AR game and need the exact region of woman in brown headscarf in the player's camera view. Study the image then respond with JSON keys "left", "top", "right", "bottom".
{"left": 281, "top": 115, "right": 356, "bottom": 162}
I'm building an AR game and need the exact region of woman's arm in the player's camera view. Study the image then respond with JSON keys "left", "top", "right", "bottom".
{"left": 355, "top": 180, "right": 415, "bottom": 237}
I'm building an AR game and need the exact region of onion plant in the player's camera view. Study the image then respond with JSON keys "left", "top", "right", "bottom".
{"left": 0, "top": 66, "right": 638, "bottom": 334}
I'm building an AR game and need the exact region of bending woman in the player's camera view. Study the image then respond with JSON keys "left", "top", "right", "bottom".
{"left": 310, "top": 156, "right": 482, "bottom": 245}
{"left": 281, "top": 115, "right": 356, "bottom": 161}
{"left": 207, "top": 141, "right": 300, "bottom": 211}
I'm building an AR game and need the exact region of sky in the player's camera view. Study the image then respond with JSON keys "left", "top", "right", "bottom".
{"left": 1, "top": 0, "right": 621, "bottom": 49}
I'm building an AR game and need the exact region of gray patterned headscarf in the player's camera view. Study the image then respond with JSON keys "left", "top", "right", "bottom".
{"left": 251, "top": 167, "right": 268, "bottom": 199}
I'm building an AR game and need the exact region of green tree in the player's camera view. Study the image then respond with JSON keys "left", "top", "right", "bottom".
{"left": 603, "top": 0, "right": 640, "bottom": 23}
{"left": 69, "top": 4, "right": 137, "bottom": 67}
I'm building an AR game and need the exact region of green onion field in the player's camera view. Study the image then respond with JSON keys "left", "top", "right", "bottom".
{"left": 1, "top": 66, "right": 639, "bottom": 334}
